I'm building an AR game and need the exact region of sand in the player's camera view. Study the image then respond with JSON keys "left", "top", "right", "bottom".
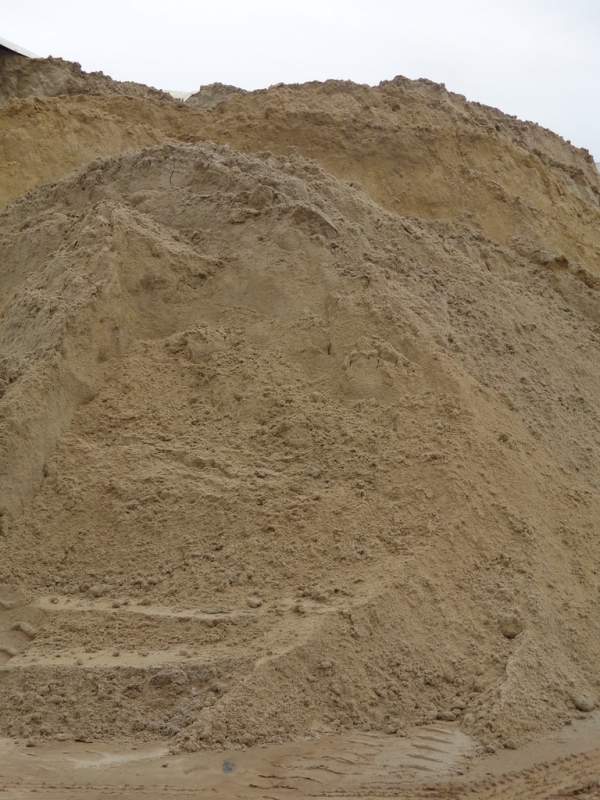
{"left": 2, "top": 55, "right": 600, "bottom": 796}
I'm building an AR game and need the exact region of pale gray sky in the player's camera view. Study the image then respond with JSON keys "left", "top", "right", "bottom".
{"left": 3, "top": 0, "right": 599, "bottom": 159}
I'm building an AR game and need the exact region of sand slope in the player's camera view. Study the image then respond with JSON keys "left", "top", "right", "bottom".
{"left": 0, "top": 60, "right": 600, "bottom": 759}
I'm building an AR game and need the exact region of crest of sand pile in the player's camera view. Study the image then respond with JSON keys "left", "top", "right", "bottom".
{"left": 1, "top": 61, "right": 600, "bottom": 754}
{"left": 0, "top": 55, "right": 172, "bottom": 106}
{"left": 1, "top": 70, "right": 599, "bottom": 276}
{"left": 185, "top": 82, "right": 246, "bottom": 108}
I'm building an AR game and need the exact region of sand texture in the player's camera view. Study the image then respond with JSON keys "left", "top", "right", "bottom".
{"left": 0, "top": 55, "right": 172, "bottom": 107}
{"left": 1, "top": 56, "right": 600, "bottom": 796}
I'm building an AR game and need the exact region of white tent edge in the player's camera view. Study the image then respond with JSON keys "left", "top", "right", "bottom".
{"left": 0, "top": 36, "right": 39, "bottom": 58}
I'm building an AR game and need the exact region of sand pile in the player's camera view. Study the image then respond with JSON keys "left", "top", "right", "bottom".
{"left": 0, "top": 54, "right": 171, "bottom": 107}
{"left": 1, "top": 58, "right": 600, "bottom": 755}
{"left": 186, "top": 82, "right": 247, "bottom": 108}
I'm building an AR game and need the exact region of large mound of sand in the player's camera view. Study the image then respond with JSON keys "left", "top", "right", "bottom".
{"left": 1, "top": 58, "right": 600, "bottom": 756}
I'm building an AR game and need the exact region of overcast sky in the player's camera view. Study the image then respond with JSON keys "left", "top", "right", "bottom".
{"left": 3, "top": 0, "right": 599, "bottom": 160}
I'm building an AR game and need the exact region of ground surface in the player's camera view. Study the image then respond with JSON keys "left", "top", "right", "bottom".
{"left": 2, "top": 717, "right": 600, "bottom": 798}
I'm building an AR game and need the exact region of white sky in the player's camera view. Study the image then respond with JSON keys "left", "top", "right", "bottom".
{"left": 3, "top": 0, "right": 600, "bottom": 160}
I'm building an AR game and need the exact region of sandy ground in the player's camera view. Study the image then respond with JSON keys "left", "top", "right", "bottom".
{"left": 1, "top": 716, "right": 600, "bottom": 798}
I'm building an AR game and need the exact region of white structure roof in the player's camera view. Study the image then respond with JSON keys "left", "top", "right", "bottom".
{"left": 0, "top": 36, "right": 38, "bottom": 58}
{"left": 166, "top": 90, "right": 194, "bottom": 101}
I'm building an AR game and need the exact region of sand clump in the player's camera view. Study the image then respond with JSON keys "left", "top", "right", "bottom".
{"left": 0, "top": 58, "right": 600, "bottom": 756}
